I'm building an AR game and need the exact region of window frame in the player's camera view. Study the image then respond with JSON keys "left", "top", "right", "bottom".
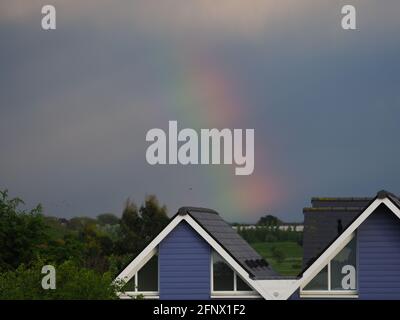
{"left": 120, "top": 249, "right": 159, "bottom": 298}
{"left": 210, "top": 251, "right": 260, "bottom": 298}
{"left": 300, "top": 232, "right": 358, "bottom": 298}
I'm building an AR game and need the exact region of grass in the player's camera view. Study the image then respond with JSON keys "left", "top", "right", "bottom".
{"left": 251, "top": 241, "right": 303, "bottom": 276}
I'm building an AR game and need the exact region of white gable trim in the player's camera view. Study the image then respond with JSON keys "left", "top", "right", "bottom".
{"left": 299, "top": 197, "right": 400, "bottom": 289}
{"left": 114, "top": 213, "right": 275, "bottom": 299}
{"left": 114, "top": 214, "right": 185, "bottom": 285}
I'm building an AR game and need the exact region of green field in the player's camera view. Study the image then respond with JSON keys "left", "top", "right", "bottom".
{"left": 251, "top": 241, "right": 303, "bottom": 276}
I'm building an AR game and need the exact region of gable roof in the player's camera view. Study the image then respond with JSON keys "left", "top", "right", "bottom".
{"left": 299, "top": 190, "right": 400, "bottom": 285}
{"left": 179, "top": 207, "right": 277, "bottom": 279}
{"left": 115, "top": 206, "right": 278, "bottom": 299}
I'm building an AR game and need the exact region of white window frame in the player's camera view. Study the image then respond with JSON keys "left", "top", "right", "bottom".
{"left": 210, "top": 251, "right": 260, "bottom": 299}
{"left": 119, "top": 249, "right": 159, "bottom": 299}
{"left": 300, "top": 232, "right": 358, "bottom": 298}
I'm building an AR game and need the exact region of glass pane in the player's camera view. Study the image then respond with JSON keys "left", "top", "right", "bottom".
{"left": 331, "top": 236, "right": 357, "bottom": 290}
{"left": 236, "top": 275, "right": 253, "bottom": 291}
{"left": 303, "top": 266, "right": 328, "bottom": 291}
{"left": 137, "top": 255, "right": 158, "bottom": 291}
{"left": 213, "top": 252, "right": 234, "bottom": 291}
{"left": 122, "top": 275, "right": 136, "bottom": 291}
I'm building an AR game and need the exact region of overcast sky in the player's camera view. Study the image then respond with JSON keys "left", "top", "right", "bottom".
{"left": 1, "top": 1, "right": 399, "bottom": 222}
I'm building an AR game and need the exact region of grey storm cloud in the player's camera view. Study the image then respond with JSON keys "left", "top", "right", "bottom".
{"left": 1, "top": 0, "right": 400, "bottom": 222}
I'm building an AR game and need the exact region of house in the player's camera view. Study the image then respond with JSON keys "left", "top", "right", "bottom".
{"left": 114, "top": 190, "right": 400, "bottom": 300}
{"left": 297, "top": 190, "right": 400, "bottom": 299}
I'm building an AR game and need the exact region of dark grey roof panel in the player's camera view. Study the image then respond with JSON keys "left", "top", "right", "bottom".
{"left": 311, "top": 198, "right": 372, "bottom": 208}
{"left": 302, "top": 209, "right": 359, "bottom": 268}
{"left": 178, "top": 207, "right": 278, "bottom": 279}
{"left": 302, "top": 190, "right": 400, "bottom": 269}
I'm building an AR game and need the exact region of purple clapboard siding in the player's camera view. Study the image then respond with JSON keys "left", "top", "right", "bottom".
{"left": 358, "top": 204, "right": 400, "bottom": 299}
{"left": 159, "top": 221, "right": 211, "bottom": 300}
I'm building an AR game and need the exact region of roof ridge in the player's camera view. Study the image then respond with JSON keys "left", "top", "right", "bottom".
{"left": 377, "top": 189, "right": 399, "bottom": 200}
{"left": 178, "top": 206, "right": 219, "bottom": 215}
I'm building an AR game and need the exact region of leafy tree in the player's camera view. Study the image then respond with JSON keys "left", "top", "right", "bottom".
{"left": 116, "top": 196, "right": 169, "bottom": 256}
{"left": 0, "top": 190, "right": 48, "bottom": 271}
{"left": 39, "top": 237, "right": 81, "bottom": 266}
{"left": 257, "top": 214, "right": 281, "bottom": 226}
{"left": 116, "top": 199, "right": 142, "bottom": 255}
{"left": 78, "top": 223, "right": 111, "bottom": 272}
{"left": 140, "top": 195, "right": 169, "bottom": 243}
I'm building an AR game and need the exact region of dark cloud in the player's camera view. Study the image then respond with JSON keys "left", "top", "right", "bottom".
{"left": 1, "top": 1, "right": 399, "bottom": 222}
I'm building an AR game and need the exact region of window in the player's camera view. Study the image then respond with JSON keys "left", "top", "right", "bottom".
{"left": 303, "top": 266, "right": 328, "bottom": 291}
{"left": 301, "top": 234, "right": 357, "bottom": 297}
{"left": 331, "top": 236, "right": 357, "bottom": 291}
{"left": 213, "top": 252, "right": 235, "bottom": 291}
{"left": 212, "top": 252, "right": 253, "bottom": 293}
{"left": 236, "top": 274, "right": 253, "bottom": 291}
{"left": 122, "top": 254, "right": 159, "bottom": 294}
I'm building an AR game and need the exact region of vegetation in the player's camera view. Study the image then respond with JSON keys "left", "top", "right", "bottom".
{"left": 256, "top": 214, "right": 282, "bottom": 226}
{"left": 237, "top": 225, "right": 302, "bottom": 245}
{"left": 0, "top": 260, "right": 117, "bottom": 300}
{"left": 251, "top": 242, "right": 303, "bottom": 276}
{"left": 237, "top": 214, "right": 303, "bottom": 276}
{"left": 0, "top": 189, "right": 169, "bottom": 299}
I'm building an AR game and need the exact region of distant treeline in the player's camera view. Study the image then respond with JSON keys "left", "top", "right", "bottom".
{"left": 238, "top": 227, "right": 303, "bottom": 245}
{"left": 236, "top": 215, "right": 303, "bottom": 245}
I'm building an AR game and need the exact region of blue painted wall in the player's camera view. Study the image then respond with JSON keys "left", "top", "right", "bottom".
{"left": 159, "top": 221, "right": 211, "bottom": 299}
{"left": 358, "top": 204, "right": 400, "bottom": 299}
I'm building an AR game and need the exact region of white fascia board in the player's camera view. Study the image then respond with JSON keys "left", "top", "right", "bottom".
{"left": 256, "top": 279, "right": 300, "bottom": 300}
{"left": 114, "top": 215, "right": 185, "bottom": 284}
{"left": 299, "top": 198, "right": 400, "bottom": 289}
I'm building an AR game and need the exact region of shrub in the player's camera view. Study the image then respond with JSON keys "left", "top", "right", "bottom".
{"left": 0, "top": 260, "right": 119, "bottom": 300}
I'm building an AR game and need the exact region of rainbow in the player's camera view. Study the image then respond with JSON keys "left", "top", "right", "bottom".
{"left": 155, "top": 47, "right": 281, "bottom": 221}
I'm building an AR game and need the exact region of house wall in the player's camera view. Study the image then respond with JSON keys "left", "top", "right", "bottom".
{"left": 358, "top": 204, "right": 400, "bottom": 299}
{"left": 159, "top": 221, "right": 211, "bottom": 299}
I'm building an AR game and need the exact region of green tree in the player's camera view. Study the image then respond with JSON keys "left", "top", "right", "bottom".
{"left": 116, "top": 199, "right": 142, "bottom": 255}
{"left": 140, "top": 195, "right": 169, "bottom": 243}
{"left": 257, "top": 214, "right": 281, "bottom": 226}
{"left": 78, "top": 223, "right": 111, "bottom": 272}
{"left": 116, "top": 196, "right": 169, "bottom": 256}
{"left": 0, "top": 190, "right": 48, "bottom": 271}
